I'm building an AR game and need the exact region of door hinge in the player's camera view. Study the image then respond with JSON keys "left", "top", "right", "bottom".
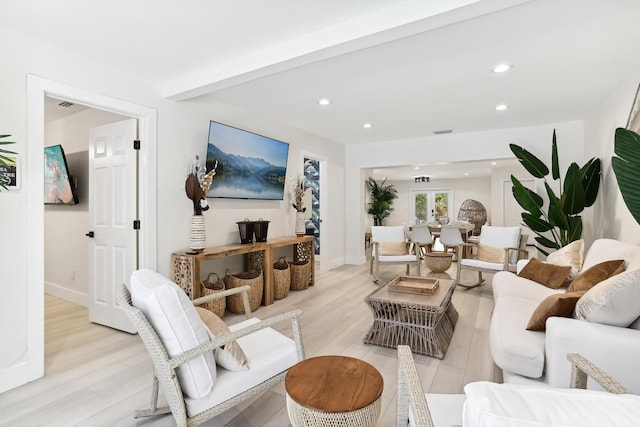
{"left": 133, "top": 220, "right": 141, "bottom": 230}
{"left": 133, "top": 140, "right": 141, "bottom": 150}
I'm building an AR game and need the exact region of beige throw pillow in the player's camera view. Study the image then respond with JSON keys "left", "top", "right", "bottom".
{"left": 518, "top": 258, "right": 572, "bottom": 289}
{"left": 546, "top": 239, "right": 584, "bottom": 280}
{"left": 378, "top": 241, "right": 407, "bottom": 256}
{"left": 567, "top": 260, "right": 625, "bottom": 293}
{"left": 195, "top": 307, "right": 249, "bottom": 371}
{"left": 527, "top": 291, "right": 585, "bottom": 331}
{"left": 477, "top": 244, "right": 505, "bottom": 263}
{"left": 574, "top": 268, "right": 640, "bottom": 327}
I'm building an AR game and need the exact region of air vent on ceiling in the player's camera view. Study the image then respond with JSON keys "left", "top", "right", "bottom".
{"left": 58, "top": 101, "right": 74, "bottom": 108}
{"left": 433, "top": 129, "right": 453, "bottom": 135}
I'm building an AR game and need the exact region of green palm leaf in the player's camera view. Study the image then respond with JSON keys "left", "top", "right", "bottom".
{"left": 510, "top": 144, "right": 549, "bottom": 178}
{"left": 612, "top": 127, "right": 640, "bottom": 225}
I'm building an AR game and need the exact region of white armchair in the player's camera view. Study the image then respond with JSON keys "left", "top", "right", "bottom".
{"left": 118, "top": 269, "right": 305, "bottom": 427}
{"left": 370, "top": 225, "right": 420, "bottom": 283}
{"left": 455, "top": 225, "right": 528, "bottom": 288}
{"left": 397, "top": 345, "right": 640, "bottom": 427}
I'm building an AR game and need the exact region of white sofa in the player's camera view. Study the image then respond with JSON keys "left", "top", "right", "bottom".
{"left": 490, "top": 238, "right": 640, "bottom": 393}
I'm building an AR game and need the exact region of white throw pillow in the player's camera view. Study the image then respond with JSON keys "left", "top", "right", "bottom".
{"left": 574, "top": 268, "right": 640, "bottom": 327}
{"left": 130, "top": 269, "right": 216, "bottom": 398}
{"left": 463, "top": 381, "right": 640, "bottom": 427}
{"left": 546, "top": 239, "right": 584, "bottom": 280}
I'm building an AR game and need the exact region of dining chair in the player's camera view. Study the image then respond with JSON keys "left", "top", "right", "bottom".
{"left": 438, "top": 225, "right": 465, "bottom": 260}
{"left": 409, "top": 224, "right": 433, "bottom": 257}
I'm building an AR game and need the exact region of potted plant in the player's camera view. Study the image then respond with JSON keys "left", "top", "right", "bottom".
{"left": 0, "top": 134, "right": 16, "bottom": 190}
{"left": 366, "top": 177, "right": 398, "bottom": 226}
{"left": 612, "top": 127, "right": 640, "bottom": 225}
{"left": 510, "top": 130, "right": 601, "bottom": 255}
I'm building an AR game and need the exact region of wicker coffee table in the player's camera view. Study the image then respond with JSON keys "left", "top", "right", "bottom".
{"left": 285, "top": 355, "right": 383, "bottom": 427}
{"left": 363, "top": 276, "right": 458, "bottom": 359}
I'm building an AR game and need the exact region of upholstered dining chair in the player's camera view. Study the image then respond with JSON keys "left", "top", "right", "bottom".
{"left": 370, "top": 225, "right": 420, "bottom": 283}
{"left": 118, "top": 269, "right": 305, "bottom": 427}
{"left": 438, "top": 225, "right": 465, "bottom": 261}
{"left": 409, "top": 224, "right": 433, "bottom": 257}
{"left": 397, "top": 345, "right": 639, "bottom": 427}
{"left": 455, "top": 225, "right": 528, "bottom": 289}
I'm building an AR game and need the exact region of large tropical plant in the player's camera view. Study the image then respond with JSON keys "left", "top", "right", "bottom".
{"left": 366, "top": 177, "right": 398, "bottom": 226}
{"left": 0, "top": 134, "right": 17, "bottom": 190}
{"left": 510, "top": 130, "right": 601, "bottom": 255}
{"left": 612, "top": 127, "right": 640, "bottom": 226}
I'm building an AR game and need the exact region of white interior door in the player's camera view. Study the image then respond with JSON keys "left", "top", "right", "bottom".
{"left": 89, "top": 119, "right": 138, "bottom": 333}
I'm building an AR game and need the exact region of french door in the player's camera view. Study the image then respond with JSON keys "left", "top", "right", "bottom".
{"left": 410, "top": 189, "right": 453, "bottom": 224}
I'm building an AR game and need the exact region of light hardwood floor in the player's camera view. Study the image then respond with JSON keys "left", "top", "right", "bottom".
{"left": 0, "top": 260, "right": 500, "bottom": 427}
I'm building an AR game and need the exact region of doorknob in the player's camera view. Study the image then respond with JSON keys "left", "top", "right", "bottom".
{"left": 86, "top": 231, "right": 95, "bottom": 238}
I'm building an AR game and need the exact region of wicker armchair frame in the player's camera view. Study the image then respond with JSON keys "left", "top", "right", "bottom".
{"left": 396, "top": 346, "right": 632, "bottom": 427}
{"left": 117, "top": 283, "right": 305, "bottom": 427}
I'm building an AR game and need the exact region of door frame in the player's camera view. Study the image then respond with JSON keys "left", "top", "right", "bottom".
{"left": 19, "top": 75, "right": 157, "bottom": 389}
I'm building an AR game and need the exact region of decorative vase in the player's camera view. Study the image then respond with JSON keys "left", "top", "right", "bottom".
{"left": 295, "top": 211, "right": 306, "bottom": 236}
{"left": 189, "top": 215, "right": 206, "bottom": 252}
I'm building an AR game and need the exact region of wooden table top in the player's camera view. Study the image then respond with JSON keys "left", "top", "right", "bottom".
{"left": 367, "top": 277, "right": 455, "bottom": 307}
{"left": 285, "top": 355, "right": 384, "bottom": 412}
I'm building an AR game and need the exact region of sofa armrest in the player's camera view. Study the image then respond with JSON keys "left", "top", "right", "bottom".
{"left": 546, "top": 317, "right": 640, "bottom": 393}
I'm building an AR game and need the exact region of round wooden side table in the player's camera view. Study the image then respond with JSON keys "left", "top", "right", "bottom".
{"left": 285, "top": 355, "right": 384, "bottom": 427}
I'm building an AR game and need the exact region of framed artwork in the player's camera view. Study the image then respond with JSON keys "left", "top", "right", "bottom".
{"left": 0, "top": 155, "right": 18, "bottom": 190}
{"left": 626, "top": 83, "right": 640, "bottom": 133}
{"left": 44, "top": 145, "right": 78, "bottom": 204}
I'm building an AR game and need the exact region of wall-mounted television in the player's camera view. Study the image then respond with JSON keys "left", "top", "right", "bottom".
{"left": 44, "top": 144, "right": 79, "bottom": 205}
{"left": 206, "top": 120, "right": 290, "bottom": 200}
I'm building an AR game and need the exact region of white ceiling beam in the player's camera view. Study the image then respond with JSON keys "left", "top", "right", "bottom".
{"left": 163, "top": 0, "right": 531, "bottom": 101}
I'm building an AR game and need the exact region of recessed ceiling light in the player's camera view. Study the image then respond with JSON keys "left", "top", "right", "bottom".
{"left": 414, "top": 166, "right": 420, "bottom": 170}
{"left": 318, "top": 99, "right": 331, "bottom": 105}
{"left": 464, "top": 173, "right": 470, "bottom": 176}
{"left": 495, "top": 104, "right": 508, "bottom": 111}
{"left": 363, "top": 123, "right": 372, "bottom": 129}
{"left": 491, "top": 161, "right": 497, "bottom": 166}
{"left": 492, "top": 64, "right": 512, "bottom": 73}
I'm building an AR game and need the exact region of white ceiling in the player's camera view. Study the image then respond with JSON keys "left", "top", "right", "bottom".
{"left": 5, "top": 0, "right": 640, "bottom": 179}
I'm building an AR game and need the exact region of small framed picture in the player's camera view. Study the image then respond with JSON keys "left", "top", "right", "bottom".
{"left": 0, "top": 155, "right": 19, "bottom": 190}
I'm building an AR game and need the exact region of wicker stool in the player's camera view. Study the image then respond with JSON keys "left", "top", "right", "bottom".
{"left": 285, "top": 356, "right": 383, "bottom": 427}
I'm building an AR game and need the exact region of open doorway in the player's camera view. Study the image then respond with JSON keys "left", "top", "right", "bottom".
{"left": 302, "top": 153, "right": 327, "bottom": 271}
{"left": 13, "top": 75, "right": 158, "bottom": 390}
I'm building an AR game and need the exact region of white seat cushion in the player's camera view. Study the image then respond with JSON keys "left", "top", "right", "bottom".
{"left": 460, "top": 258, "right": 511, "bottom": 272}
{"left": 184, "top": 317, "right": 299, "bottom": 417}
{"left": 130, "top": 269, "right": 216, "bottom": 399}
{"left": 378, "top": 254, "right": 417, "bottom": 262}
{"left": 493, "top": 271, "right": 564, "bottom": 301}
{"left": 409, "top": 393, "right": 465, "bottom": 427}
{"left": 463, "top": 381, "right": 640, "bottom": 427}
{"left": 490, "top": 296, "right": 546, "bottom": 378}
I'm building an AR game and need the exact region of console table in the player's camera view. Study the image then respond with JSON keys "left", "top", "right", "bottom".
{"left": 171, "top": 235, "right": 314, "bottom": 306}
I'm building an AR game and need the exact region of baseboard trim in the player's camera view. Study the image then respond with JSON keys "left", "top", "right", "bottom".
{"left": 44, "top": 282, "right": 89, "bottom": 307}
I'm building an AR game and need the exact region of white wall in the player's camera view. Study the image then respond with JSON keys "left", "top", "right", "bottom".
{"left": 383, "top": 177, "right": 492, "bottom": 227}
{"left": 44, "top": 107, "right": 127, "bottom": 306}
{"left": 345, "top": 121, "right": 585, "bottom": 265}
{"left": 0, "top": 26, "right": 345, "bottom": 392}
{"left": 584, "top": 69, "right": 640, "bottom": 246}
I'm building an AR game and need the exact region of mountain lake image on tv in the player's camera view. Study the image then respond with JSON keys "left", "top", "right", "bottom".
{"left": 206, "top": 121, "right": 290, "bottom": 200}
